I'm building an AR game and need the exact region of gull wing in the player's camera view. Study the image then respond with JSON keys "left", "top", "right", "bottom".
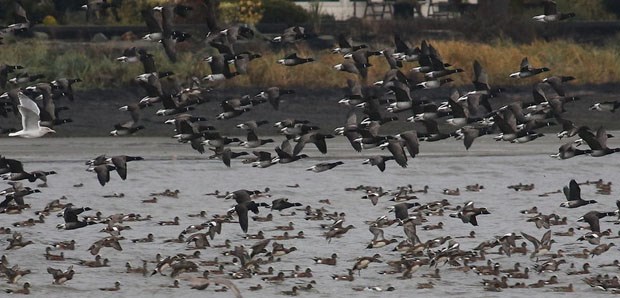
{"left": 17, "top": 92, "right": 40, "bottom": 132}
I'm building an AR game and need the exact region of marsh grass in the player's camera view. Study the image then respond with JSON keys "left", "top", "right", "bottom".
{"left": 1, "top": 38, "right": 619, "bottom": 90}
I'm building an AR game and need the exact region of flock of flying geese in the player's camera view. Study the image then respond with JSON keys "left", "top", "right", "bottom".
{"left": 0, "top": 0, "right": 619, "bottom": 296}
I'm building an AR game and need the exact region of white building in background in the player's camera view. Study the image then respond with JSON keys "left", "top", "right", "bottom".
{"left": 293, "top": 0, "right": 479, "bottom": 21}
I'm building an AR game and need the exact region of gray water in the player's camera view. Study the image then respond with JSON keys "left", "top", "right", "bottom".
{"left": 1, "top": 135, "right": 619, "bottom": 297}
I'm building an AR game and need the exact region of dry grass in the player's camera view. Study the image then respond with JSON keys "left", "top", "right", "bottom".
{"left": 1, "top": 38, "right": 619, "bottom": 90}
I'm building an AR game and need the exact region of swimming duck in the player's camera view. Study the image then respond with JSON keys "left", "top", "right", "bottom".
{"left": 443, "top": 188, "right": 460, "bottom": 196}
{"left": 99, "top": 281, "right": 121, "bottom": 291}
{"left": 4, "top": 282, "right": 30, "bottom": 294}
{"left": 313, "top": 253, "right": 337, "bottom": 265}
{"left": 550, "top": 283, "right": 573, "bottom": 292}
{"left": 126, "top": 261, "right": 148, "bottom": 275}
{"left": 45, "top": 247, "right": 65, "bottom": 261}
{"left": 331, "top": 269, "right": 355, "bottom": 281}
{"left": 590, "top": 243, "right": 615, "bottom": 257}
{"left": 366, "top": 239, "right": 397, "bottom": 249}
{"left": 158, "top": 216, "right": 180, "bottom": 225}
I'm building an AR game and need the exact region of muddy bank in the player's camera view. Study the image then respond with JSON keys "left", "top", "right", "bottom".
{"left": 1, "top": 83, "right": 618, "bottom": 138}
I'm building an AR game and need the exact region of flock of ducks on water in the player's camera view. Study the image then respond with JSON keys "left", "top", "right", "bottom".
{"left": 0, "top": 0, "right": 619, "bottom": 296}
{"left": 1, "top": 159, "right": 620, "bottom": 296}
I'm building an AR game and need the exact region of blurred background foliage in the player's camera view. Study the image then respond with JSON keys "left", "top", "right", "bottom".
{"left": 3, "top": 0, "right": 618, "bottom": 27}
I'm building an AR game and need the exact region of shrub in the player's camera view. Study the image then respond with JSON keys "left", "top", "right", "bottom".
{"left": 221, "top": 0, "right": 264, "bottom": 25}
{"left": 42, "top": 15, "right": 58, "bottom": 25}
{"left": 260, "top": 0, "right": 309, "bottom": 25}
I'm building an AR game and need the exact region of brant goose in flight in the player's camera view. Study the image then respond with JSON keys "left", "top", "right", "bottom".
{"left": 509, "top": 57, "right": 549, "bottom": 78}
{"left": 293, "top": 131, "right": 334, "bottom": 156}
{"left": 307, "top": 161, "right": 344, "bottom": 172}
{"left": 332, "top": 33, "right": 368, "bottom": 54}
{"left": 390, "top": 202, "right": 420, "bottom": 221}
{"left": 0, "top": 158, "right": 51, "bottom": 183}
{"left": 363, "top": 156, "right": 395, "bottom": 172}
{"left": 240, "top": 130, "right": 274, "bottom": 148}
{"left": 0, "top": 182, "right": 40, "bottom": 207}
{"left": 577, "top": 210, "right": 615, "bottom": 244}
{"left": 250, "top": 151, "right": 278, "bottom": 168}
{"left": 59, "top": 204, "right": 96, "bottom": 230}
{"left": 334, "top": 109, "right": 363, "bottom": 152}
{"left": 277, "top": 53, "right": 315, "bottom": 66}
{"left": 272, "top": 26, "right": 315, "bottom": 43}
{"left": 560, "top": 179, "right": 597, "bottom": 208}
{"left": 255, "top": 87, "right": 294, "bottom": 110}
{"left": 532, "top": 0, "right": 575, "bottom": 22}
{"left": 51, "top": 77, "right": 81, "bottom": 101}
{"left": 143, "top": 5, "right": 191, "bottom": 62}
{"left": 8, "top": 72, "right": 45, "bottom": 85}
{"left": 203, "top": 54, "right": 239, "bottom": 81}
{"left": 449, "top": 201, "right": 490, "bottom": 226}
{"left": 108, "top": 155, "right": 144, "bottom": 180}
{"left": 0, "top": 64, "right": 23, "bottom": 89}
{"left": 590, "top": 100, "right": 620, "bottom": 112}
{"left": 392, "top": 34, "right": 421, "bottom": 62}
{"left": 236, "top": 120, "right": 268, "bottom": 131}
{"left": 271, "top": 198, "right": 302, "bottom": 211}
{"left": 88, "top": 155, "right": 142, "bottom": 185}
{"left": 542, "top": 75, "right": 574, "bottom": 96}
{"left": 576, "top": 126, "right": 619, "bottom": 157}
{"left": 379, "top": 139, "right": 407, "bottom": 168}
{"left": 91, "top": 164, "right": 115, "bottom": 186}
{"left": 232, "top": 52, "right": 261, "bottom": 75}
{"left": 274, "top": 140, "right": 309, "bottom": 164}
{"left": 550, "top": 142, "right": 591, "bottom": 159}
{"left": 234, "top": 200, "right": 266, "bottom": 233}
{"left": 212, "top": 147, "right": 248, "bottom": 167}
